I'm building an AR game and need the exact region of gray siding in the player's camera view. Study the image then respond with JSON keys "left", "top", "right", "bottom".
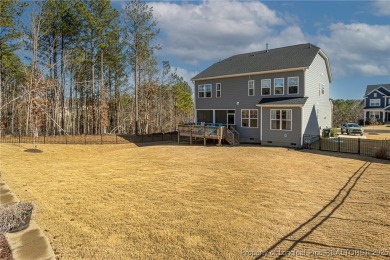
{"left": 195, "top": 71, "right": 304, "bottom": 143}
{"left": 261, "top": 107, "right": 302, "bottom": 147}
{"left": 194, "top": 52, "right": 332, "bottom": 145}
{"left": 303, "top": 53, "right": 332, "bottom": 135}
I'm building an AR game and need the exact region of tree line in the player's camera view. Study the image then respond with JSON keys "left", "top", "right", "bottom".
{"left": 331, "top": 99, "right": 364, "bottom": 127}
{"left": 0, "top": 0, "right": 193, "bottom": 136}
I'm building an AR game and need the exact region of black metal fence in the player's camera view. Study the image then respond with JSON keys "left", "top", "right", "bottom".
{"left": 0, "top": 132, "right": 178, "bottom": 145}
{"left": 304, "top": 135, "right": 390, "bottom": 160}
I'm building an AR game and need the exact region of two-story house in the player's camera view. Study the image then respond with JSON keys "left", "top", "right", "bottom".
{"left": 191, "top": 43, "right": 332, "bottom": 147}
{"left": 363, "top": 84, "right": 390, "bottom": 123}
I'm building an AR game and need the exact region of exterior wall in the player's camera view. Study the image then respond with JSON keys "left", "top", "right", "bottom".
{"left": 303, "top": 53, "right": 332, "bottom": 134}
{"left": 261, "top": 107, "right": 302, "bottom": 147}
{"left": 365, "top": 90, "right": 386, "bottom": 108}
{"left": 194, "top": 70, "right": 304, "bottom": 143}
{"left": 363, "top": 89, "right": 390, "bottom": 122}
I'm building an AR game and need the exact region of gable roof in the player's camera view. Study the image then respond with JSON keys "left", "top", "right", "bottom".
{"left": 257, "top": 97, "right": 308, "bottom": 107}
{"left": 364, "top": 84, "right": 390, "bottom": 96}
{"left": 192, "top": 43, "right": 331, "bottom": 82}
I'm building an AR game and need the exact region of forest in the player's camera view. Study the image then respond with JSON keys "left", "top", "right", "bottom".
{"left": 0, "top": 0, "right": 193, "bottom": 136}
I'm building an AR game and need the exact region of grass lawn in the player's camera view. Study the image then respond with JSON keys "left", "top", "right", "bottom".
{"left": 364, "top": 125, "right": 390, "bottom": 140}
{"left": 0, "top": 143, "right": 389, "bottom": 259}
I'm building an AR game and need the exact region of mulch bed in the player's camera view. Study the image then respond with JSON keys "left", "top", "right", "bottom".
{"left": 24, "top": 148, "right": 43, "bottom": 153}
{"left": 0, "top": 234, "right": 12, "bottom": 260}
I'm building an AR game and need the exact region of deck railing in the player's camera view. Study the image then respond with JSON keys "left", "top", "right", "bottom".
{"left": 178, "top": 125, "right": 228, "bottom": 145}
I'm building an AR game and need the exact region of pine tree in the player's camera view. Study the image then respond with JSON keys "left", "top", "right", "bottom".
{"left": 122, "top": 0, "right": 160, "bottom": 135}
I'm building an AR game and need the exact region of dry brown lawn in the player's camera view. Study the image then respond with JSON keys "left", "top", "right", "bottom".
{"left": 364, "top": 125, "right": 390, "bottom": 140}
{"left": 0, "top": 143, "right": 389, "bottom": 259}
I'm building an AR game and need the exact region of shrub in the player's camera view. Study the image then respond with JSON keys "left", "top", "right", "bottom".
{"left": 0, "top": 202, "right": 34, "bottom": 233}
{"left": 375, "top": 147, "right": 389, "bottom": 160}
{"left": 331, "top": 128, "right": 338, "bottom": 137}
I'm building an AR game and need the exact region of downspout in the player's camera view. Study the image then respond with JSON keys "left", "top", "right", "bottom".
{"left": 260, "top": 106, "right": 262, "bottom": 143}
{"left": 192, "top": 80, "right": 197, "bottom": 123}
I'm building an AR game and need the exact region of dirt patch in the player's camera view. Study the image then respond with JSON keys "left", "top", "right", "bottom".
{"left": 0, "top": 234, "right": 12, "bottom": 260}
{"left": 24, "top": 148, "right": 43, "bottom": 153}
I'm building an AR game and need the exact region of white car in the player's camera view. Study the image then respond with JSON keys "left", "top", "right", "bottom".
{"left": 341, "top": 123, "right": 364, "bottom": 136}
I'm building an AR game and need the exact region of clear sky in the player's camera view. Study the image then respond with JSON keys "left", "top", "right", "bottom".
{"left": 125, "top": 0, "right": 390, "bottom": 100}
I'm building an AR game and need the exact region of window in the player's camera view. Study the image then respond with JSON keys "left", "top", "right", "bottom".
{"left": 288, "top": 77, "right": 299, "bottom": 94}
{"left": 369, "top": 111, "right": 380, "bottom": 119}
{"left": 198, "top": 84, "right": 212, "bottom": 98}
{"left": 248, "top": 80, "right": 255, "bottom": 96}
{"left": 271, "top": 109, "right": 292, "bottom": 130}
{"left": 274, "top": 78, "right": 284, "bottom": 95}
{"left": 241, "top": 109, "right": 258, "bottom": 128}
{"left": 373, "top": 93, "right": 377, "bottom": 98}
{"left": 261, "top": 79, "right": 271, "bottom": 95}
{"left": 216, "top": 83, "right": 221, "bottom": 98}
{"left": 197, "top": 110, "right": 213, "bottom": 123}
{"left": 319, "top": 83, "right": 325, "bottom": 95}
{"left": 370, "top": 99, "right": 380, "bottom": 106}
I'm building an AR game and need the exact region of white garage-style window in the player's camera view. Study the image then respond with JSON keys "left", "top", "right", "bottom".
{"left": 241, "top": 109, "right": 258, "bottom": 128}
{"left": 198, "top": 84, "right": 212, "bottom": 98}
{"left": 271, "top": 109, "right": 292, "bottom": 130}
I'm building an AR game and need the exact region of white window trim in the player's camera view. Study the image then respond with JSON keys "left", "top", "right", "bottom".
{"left": 270, "top": 109, "right": 292, "bottom": 131}
{"left": 274, "top": 78, "right": 284, "bottom": 95}
{"left": 287, "top": 77, "right": 299, "bottom": 95}
{"left": 373, "top": 93, "right": 377, "bottom": 98}
{"left": 370, "top": 99, "right": 380, "bottom": 106}
{"left": 261, "top": 79, "right": 271, "bottom": 96}
{"left": 369, "top": 111, "right": 380, "bottom": 118}
{"left": 241, "top": 109, "right": 258, "bottom": 128}
{"left": 198, "top": 84, "right": 212, "bottom": 98}
{"left": 216, "top": 83, "right": 221, "bottom": 98}
{"left": 248, "top": 80, "right": 255, "bottom": 96}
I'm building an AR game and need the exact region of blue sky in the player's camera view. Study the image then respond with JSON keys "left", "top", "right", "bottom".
{"left": 129, "top": 0, "right": 390, "bottom": 100}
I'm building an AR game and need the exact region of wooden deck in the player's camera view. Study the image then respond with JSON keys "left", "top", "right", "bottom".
{"left": 177, "top": 125, "right": 239, "bottom": 146}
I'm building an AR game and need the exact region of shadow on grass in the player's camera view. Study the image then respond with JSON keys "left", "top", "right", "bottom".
{"left": 300, "top": 149, "right": 390, "bottom": 165}
{"left": 255, "top": 161, "right": 372, "bottom": 259}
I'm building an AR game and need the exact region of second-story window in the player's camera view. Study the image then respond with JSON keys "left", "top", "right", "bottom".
{"left": 261, "top": 79, "right": 271, "bottom": 95}
{"left": 248, "top": 80, "right": 255, "bottom": 96}
{"left": 198, "top": 84, "right": 212, "bottom": 98}
{"left": 274, "top": 78, "right": 284, "bottom": 95}
{"left": 374, "top": 93, "right": 377, "bottom": 98}
{"left": 216, "top": 83, "right": 221, "bottom": 98}
{"left": 370, "top": 99, "right": 380, "bottom": 106}
{"left": 288, "top": 77, "right": 299, "bottom": 94}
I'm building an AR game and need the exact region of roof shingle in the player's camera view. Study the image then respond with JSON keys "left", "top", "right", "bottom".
{"left": 257, "top": 97, "right": 308, "bottom": 106}
{"left": 192, "top": 43, "right": 321, "bottom": 80}
{"left": 364, "top": 84, "right": 390, "bottom": 96}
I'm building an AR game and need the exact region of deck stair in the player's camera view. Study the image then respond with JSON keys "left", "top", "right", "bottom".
{"left": 225, "top": 126, "right": 240, "bottom": 145}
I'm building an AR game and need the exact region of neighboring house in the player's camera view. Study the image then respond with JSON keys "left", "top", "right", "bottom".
{"left": 363, "top": 84, "right": 390, "bottom": 123}
{"left": 191, "top": 43, "right": 332, "bottom": 147}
